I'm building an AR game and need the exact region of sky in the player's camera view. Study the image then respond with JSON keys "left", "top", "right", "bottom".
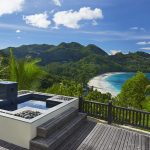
{"left": 0, "top": 0, "right": 150, "bottom": 54}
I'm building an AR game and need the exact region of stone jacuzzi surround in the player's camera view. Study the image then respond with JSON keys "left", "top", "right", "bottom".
{"left": 0, "top": 82, "right": 78, "bottom": 149}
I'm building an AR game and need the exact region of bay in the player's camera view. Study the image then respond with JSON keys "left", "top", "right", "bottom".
{"left": 88, "top": 72, "right": 150, "bottom": 96}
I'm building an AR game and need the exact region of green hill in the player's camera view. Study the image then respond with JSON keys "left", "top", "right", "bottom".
{"left": 1, "top": 42, "right": 108, "bottom": 65}
{"left": 1, "top": 42, "right": 150, "bottom": 83}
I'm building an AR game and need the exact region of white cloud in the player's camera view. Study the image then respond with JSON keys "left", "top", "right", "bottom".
{"left": 130, "top": 27, "right": 145, "bottom": 31}
{"left": 23, "top": 13, "right": 51, "bottom": 28}
{"left": 80, "top": 30, "right": 150, "bottom": 41}
{"left": 140, "top": 47, "right": 150, "bottom": 51}
{"left": 92, "top": 20, "right": 98, "bottom": 26}
{"left": 52, "top": 0, "right": 61, "bottom": 6}
{"left": 0, "top": 0, "right": 24, "bottom": 16}
{"left": 50, "top": 9, "right": 55, "bottom": 14}
{"left": 0, "top": 22, "right": 49, "bottom": 32}
{"left": 140, "top": 27, "right": 145, "bottom": 31}
{"left": 53, "top": 7, "right": 103, "bottom": 29}
{"left": 110, "top": 50, "right": 121, "bottom": 55}
{"left": 136, "top": 41, "right": 150, "bottom": 45}
{"left": 16, "top": 29, "right": 21, "bottom": 33}
{"left": 51, "top": 26, "right": 59, "bottom": 30}
{"left": 130, "top": 27, "right": 138, "bottom": 30}
{"left": 17, "top": 36, "right": 21, "bottom": 39}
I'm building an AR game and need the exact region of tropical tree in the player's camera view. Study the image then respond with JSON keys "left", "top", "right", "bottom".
{"left": 145, "top": 85, "right": 150, "bottom": 96}
{"left": 0, "top": 53, "right": 8, "bottom": 79}
{"left": 85, "top": 89, "right": 111, "bottom": 103}
{"left": 46, "top": 80, "right": 83, "bottom": 97}
{"left": 9, "top": 49, "right": 45, "bottom": 90}
{"left": 117, "top": 72, "right": 149, "bottom": 109}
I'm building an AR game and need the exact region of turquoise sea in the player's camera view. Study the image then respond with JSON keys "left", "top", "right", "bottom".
{"left": 105, "top": 73, "right": 150, "bottom": 94}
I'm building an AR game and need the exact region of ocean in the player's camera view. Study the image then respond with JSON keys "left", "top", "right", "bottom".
{"left": 105, "top": 72, "right": 150, "bottom": 94}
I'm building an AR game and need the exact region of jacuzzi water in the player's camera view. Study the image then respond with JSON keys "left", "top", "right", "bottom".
{"left": 2, "top": 99, "right": 62, "bottom": 111}
{"left": 18, "top": 100, "right": 48, "bottom": 110}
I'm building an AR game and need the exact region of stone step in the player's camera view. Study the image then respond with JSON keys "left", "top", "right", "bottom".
{"left": 30, "top": 113, "right": 87, "bottom": 150}
{"left": 37, "top": 107, "right": 78, "bottom": 138}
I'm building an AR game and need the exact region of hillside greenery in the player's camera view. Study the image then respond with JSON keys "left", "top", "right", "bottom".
{"left": 116, "top": 72, "right": 150, "bottom": 110}
{"left": 0, "top": 42, "right": 150, "bottom": 111}
{"left": 1, "top": 42, "right": 150, "bottom": 84}
{"left": 9, "top": 49, "right": 45, "bottom": 90}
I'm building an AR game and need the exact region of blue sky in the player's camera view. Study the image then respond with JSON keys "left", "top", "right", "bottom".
{"left": 0, "top": 0, "right": 150, "bottom": 54}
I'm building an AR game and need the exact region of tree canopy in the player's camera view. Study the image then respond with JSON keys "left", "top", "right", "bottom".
{"left": 9, "top": 49, "right": 45, "bottom": 90}
{"left": 117, "top": 72, "right": 150, "bottom": 109}
{"left": 46, "top": 80, "right": 83, "bottom": 97}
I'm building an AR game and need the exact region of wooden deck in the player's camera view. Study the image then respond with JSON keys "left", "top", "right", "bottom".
{"left": 0, "top": 121, "right": 149, "bottom": 150}
{"left": 57, "top": 121, "right": 150, "bottom": 150}
{"left": 0, "top": 139, "right": 27, "bottom": 150}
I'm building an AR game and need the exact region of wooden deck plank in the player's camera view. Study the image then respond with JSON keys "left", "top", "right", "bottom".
{"left": 0, "top": 121, "right": 149, "bottom": 150}
{"left": 85, "top": 124, "right": 108, "bottom": 150}
{"left": 138, "top": 134, "right": 143, "bottom": 150}
{"left": 141, "top": 134, "right": 146, "bottom": 150}
{"left": 74, "top": 123, "right": 150, "bottom": 150}
{"left": 133, "top": 133, "right": 139, "bottom": 150}
{"left": 94, "top": 126, "right": 114, "bottom": 150}
{"left": 122, "top": 129, "right": 131, "bottom": 150}
{"left": 69, "top": 121, "right": 96, "bottom": 150}
{"left": 117, "top": 129, "right": 128, "bottom": 150}
{"left": 79, "top": 124, "right": 105, "bottom": 150}
{"left": 0, "top": 139, "right": 26, "bottom": 150}
{"left": 115, "top": 129, "right": 127, "bottom": 150}
{"left": 76, "top": 124, "right": 103, "bottom": 150}
{"left": 130, "top": 132, "right": 137, "bottom": 150}
{"left": 79, "top": 125, "right": 101, "bottom": 150}
{"left": 144, "top": 136, "right": 150, "bottom": 150}
{"left": 107, "top": 127, "right": 121, "bottom": 150}
{"left": 98, "top": 126, "right": 117, "bottom": 150}
{"left": 56, "top": 121, "right": 96, "bottom": 150}
{"left": 110, "top": 128, "right": 124, "bottom": 150}
{"left": 85, "top": 124, "right": 106, "bottom": 150}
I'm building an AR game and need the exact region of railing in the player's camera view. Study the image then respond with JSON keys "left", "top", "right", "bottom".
{"left": 79, "top": 97, "right": 150, "bottom": 130}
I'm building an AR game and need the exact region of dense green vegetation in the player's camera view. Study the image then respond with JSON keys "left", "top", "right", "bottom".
{"left": 85, "top": 89, "right": 111, "bottom": 103}
{"left": 0, "top": 52, "right": 8, "bottom": 79}
{"left": 45, "top": 80, "right": 111, "bottom": 102}
{"left": 9, "top": 49, "right": 45, "bottom": 90}
{"left": 0, "top": 42, "right": 150, "bottom": 112}
{"left": 1, "top": 42, "right": 150, "bottom": 83}
{"left": 46, "top": 80, "right": 83, "bottom": 97}
{"left": 116, "top": 72, "right": 150, "bottom": 110}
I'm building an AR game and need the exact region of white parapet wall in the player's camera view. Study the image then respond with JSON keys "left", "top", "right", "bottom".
{"left": 0, "top": 96, "right": 78, "bottom": 149}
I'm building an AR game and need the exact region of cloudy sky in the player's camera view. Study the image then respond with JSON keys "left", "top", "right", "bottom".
{"left": 0, "top": 0, "right": 150, "bottom": 54}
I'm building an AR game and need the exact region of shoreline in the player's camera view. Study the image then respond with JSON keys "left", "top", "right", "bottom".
{"left": 88, "top": 72, "right": 125, "bottom": 97}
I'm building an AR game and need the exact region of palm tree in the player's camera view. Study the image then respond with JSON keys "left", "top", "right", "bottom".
{"left": 9, "top": 49, "right": 45, "bottom": 90}
{"left": 0, "top": 52, "right": 8, "bottom": 79}
{"left": 145, "top": 85, "right": 150, "bottom": 97}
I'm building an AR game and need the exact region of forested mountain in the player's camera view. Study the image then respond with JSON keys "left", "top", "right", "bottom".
{"left": 109, "top": 52, "right": 150, "bottom": 72}
{"left": 1, "top": 42, "right": 150, "bottom": 83}
{"left": 1, "top": 42, "right": 107, "bottom": 65}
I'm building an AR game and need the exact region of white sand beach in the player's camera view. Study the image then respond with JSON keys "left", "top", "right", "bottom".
{"left": 88, "top": 72, "right": 124, "bottom": 97}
